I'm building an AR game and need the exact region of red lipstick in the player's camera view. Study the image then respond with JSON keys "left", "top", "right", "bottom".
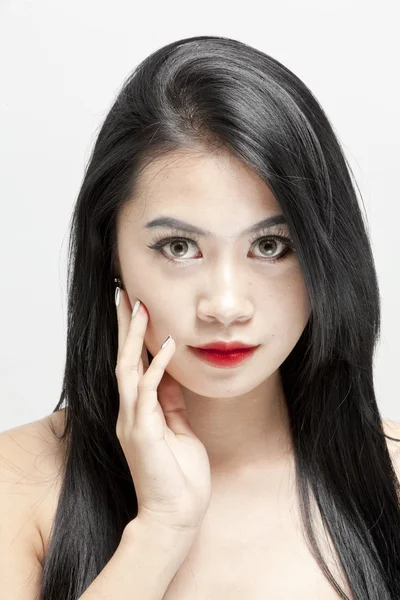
{"left": 188, "top": 341, "right": 259, "bottom": 368}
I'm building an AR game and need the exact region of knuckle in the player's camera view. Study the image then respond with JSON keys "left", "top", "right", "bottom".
{"left": 116, "top": 421, "right": 132, "bottom": 442}
{"left": 115, "top": 361, "right": 140, "bottom": 377}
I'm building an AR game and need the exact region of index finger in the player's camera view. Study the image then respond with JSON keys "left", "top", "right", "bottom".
{"left": 115, "top": 288, "right": 150, "bottom": 375}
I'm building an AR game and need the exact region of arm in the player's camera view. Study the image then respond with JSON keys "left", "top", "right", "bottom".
{"left": 0, "top": 423, "right": 197, "bottom": 600}
{"left": 78, "top": 518, "right": 197, "bottom": 600}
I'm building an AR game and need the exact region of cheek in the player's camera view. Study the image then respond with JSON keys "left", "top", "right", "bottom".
{"left": 287, "top": 284, "right": 311, "bottom": 321}
{"left": 141, "top": 299, "right": 180, "bottom": 355}
{"left": 266, "top": 276, "right": 311, "bottom": 332}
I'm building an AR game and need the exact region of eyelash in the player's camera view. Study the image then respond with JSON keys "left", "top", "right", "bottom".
{"left": 146, "top": 227, "right": 295, "bottom": 266}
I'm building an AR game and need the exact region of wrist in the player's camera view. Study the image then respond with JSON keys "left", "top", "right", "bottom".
{"left": 122, "top": 516, "right": 199, "bottom": 551}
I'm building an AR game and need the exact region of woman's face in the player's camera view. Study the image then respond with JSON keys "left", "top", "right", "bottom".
{"left": 116, "top": 149, "right": 311, "bottom": 398}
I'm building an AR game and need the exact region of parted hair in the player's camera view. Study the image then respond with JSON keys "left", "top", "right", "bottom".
{"left": 38, "top": 36, "right": 400, "bottom": 599}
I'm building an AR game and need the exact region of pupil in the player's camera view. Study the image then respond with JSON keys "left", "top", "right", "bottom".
{"left": 172, "top": 241, "right": 186, "bottom": 256}
{"left": 262, "top": 240, "right": 276, "bottom": 256}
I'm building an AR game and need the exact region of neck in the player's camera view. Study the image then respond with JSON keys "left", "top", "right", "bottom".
{"left": 180, "top": 370, "right": 293, "bottom": 476}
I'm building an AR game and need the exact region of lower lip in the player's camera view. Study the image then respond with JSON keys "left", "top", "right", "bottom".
{"left": 189, "top": 346, "right": 259, "bottom": 367}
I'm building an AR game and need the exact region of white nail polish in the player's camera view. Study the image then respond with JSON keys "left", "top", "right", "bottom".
{"left": 115, "top": 287, "right": 120, "bottom": 307}
{"left": 132, "top": 299, "right": 141, "bottom": 318}
{"left": 160, "top": 335, "right": 171, "bottom": 349}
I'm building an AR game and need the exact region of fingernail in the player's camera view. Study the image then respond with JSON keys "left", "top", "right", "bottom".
{"left": 115, "top": 287, "right": 120, "bottom": 307}
{"left": 160, "top": 335, "right": 171, "bottom": 349}
{"left": 132, "top": 299, "right": 141, "bottom": 318}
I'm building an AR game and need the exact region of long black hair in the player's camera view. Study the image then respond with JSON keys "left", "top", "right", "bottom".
{"left": 38, "top": 35, "right": 400, "bottom": 599}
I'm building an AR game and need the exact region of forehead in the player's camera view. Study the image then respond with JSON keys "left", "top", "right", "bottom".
{"left": 120, "top": 149, "right": 282, "bottom": 228}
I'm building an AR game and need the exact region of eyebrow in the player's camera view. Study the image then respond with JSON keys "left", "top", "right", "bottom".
{"left": 144, "top": 214, "right": 287, "bottom": 237}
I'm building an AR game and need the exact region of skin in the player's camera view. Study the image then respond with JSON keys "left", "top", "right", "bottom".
{"left": 115, "top": 148, "right": 311, "bottom": 481}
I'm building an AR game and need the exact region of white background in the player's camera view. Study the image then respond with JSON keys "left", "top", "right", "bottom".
{"left": 0, "top": 0, "right": 399, "bottom": 431}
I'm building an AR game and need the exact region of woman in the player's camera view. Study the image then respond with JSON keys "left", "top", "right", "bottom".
{"left": 1, "top": 35, "right": 400, "bottom": 600}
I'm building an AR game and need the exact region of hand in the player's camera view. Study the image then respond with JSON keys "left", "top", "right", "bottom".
{"left": 115, "top": 288, "right": 212, "bottom": 536}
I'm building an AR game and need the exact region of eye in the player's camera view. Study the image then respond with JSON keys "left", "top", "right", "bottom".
{"left": 253, "top": 236, "right": 292, "bottom": 262}
{"left": 147, "top": 238, "right": 200, "bottom": 263}
{"left": 162, "top": 238, "right": 200, "bottom": 260}
{"left": 146, "top": 228, "right": 295, "bottom": 265}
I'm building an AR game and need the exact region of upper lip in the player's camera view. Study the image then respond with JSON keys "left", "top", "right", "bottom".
{"left": 193, "top": 341, "right": 257, "bottom": 351}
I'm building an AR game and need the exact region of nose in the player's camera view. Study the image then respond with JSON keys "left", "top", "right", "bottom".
{"left": 196, "top": 262, "right": 254, "bottom": 327}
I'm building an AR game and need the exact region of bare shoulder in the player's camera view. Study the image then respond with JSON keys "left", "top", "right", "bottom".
{"left": 0, "top": 410, "right": 398, "bottom": 569}
{"left": 0, "top": 408, "right": 67, "bottom": 564}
